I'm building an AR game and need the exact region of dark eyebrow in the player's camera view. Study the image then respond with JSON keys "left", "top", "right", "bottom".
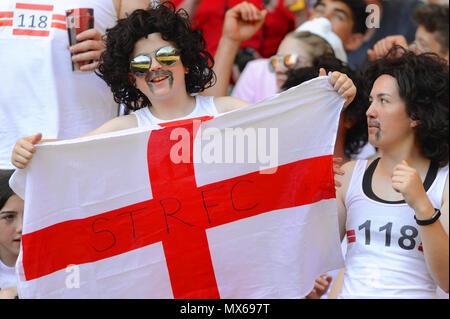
{"left": 314, "top": 2, "right": 325, "bottom": 9}
{"left": 369, "top": 93, "right": 392, "bottom": 100}
{"left": 333, "top": 8, "right": 350, "bottom": 18}
{"left": 0, "top": 210, "right": 17, "bottom": 215}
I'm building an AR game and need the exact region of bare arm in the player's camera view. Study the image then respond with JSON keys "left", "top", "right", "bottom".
{"left": 11, "top": 115, "right": 138, "bottom": 169}
{"left": 0, "top": 287, "right": 18, "bottom": 299}
{"left": 177, "top": 0, "right": 202, "bottom": 18}
{"left": 327, "top": 268, "right": 345, "bottom": 299}
{"left": 392, "top": 161, "right": 449, "bottom": 292}
{"left": 203, "top": 2, "right": 267, "bottom": 97}
{"left": 367, "top": 35, "right": 408, "bottom": 61}
{"left": 335, "top": 161, "right": 357, "bottom": 241}
{"left": 113, "top": 0, "right": 155, "bottom": 19}
{"left": 214, "top": 96, "right": 250, "bottom": 113}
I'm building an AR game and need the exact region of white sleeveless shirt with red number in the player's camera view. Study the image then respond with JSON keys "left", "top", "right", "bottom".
{"left": 132, "top": 95, "right": 219, "bottom": 127}
{"left": 0, "top": 0, "right": 118, "bottom": 169}
{"left": 339, "top": 159, "right": 448, "bottom": 299}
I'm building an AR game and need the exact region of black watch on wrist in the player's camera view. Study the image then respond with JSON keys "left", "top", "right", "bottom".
{"left": 414, "top": 208, "right": 441, "bottom": 226}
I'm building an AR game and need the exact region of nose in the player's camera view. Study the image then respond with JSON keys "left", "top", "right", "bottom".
{"left": 149, "top": 57, "right": 163, "bottom": 72}
{"left": 14, "top": 209, "right": 23, "bottom": 235}
{"left": 16, "top": 215, "right": 23, "bottom": 235}
{"left": 274, "top": 63, "right": 286, "bottom": 73}
{"left": 366, "top": 101, "right": 377, "bottom": 118}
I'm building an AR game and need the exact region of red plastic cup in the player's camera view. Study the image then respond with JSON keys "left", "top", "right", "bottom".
{"left": 66, "top": 8, "right": 94, "bottom": 72}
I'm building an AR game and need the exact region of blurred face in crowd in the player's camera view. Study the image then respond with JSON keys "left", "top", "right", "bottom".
{"left": 366, "top": 74, "right": 418, "bottom": 149}
{"left": 0, "top": 194, "right": 23, "bottom": 267}
{"left": 271, "top": 37, "right": 315, "bottom": 91}
{"left": 311, "top": 0, "right": 363, "bottom": 50}
{"left": 412, "top": 26, "right": 449, "bottom": 62}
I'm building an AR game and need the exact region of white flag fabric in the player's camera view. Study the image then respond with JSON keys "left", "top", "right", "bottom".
{"left": 10, "top": 76, "right": 345, "bottom": 299}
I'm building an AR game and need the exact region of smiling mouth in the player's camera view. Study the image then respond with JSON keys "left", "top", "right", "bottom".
{"left": 150, "top": 75, "right": 169, "bottom": 83}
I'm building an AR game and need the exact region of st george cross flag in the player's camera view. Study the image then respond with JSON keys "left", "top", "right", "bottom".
{"left": 10, "top": 77, "right": 345, "bottom": 299}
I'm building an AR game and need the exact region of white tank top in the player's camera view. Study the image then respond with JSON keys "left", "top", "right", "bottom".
{"left": 0, "top": 259, "right": 17, "bottom": 289}
{"left": 339, "top": 159, "right": 449, "bottom": 299}
{"left": 0, "top": 0, "right": 118, "bottom": 169}
{"left": 132, "top": 95, "right": 219, "bottom": 127}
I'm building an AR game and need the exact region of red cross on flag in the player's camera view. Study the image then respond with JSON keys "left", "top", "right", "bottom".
{"left": 10, "top": 77, "right": 345, "bottom": 298}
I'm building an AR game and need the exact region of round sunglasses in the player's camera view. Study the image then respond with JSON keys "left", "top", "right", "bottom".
{"left": 130, "top": 45, "right": 181, "bottom": 77}
{"left": 268, "top": 54, "right": 300, "bottom": 73}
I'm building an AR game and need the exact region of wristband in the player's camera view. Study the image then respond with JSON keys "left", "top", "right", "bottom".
{"left": 414, "top": 208, "right": 441, "bottom": 226}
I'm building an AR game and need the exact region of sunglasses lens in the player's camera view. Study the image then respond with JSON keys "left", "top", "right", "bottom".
{"left": 130, "top": 55, "right": 151, "bottom": 77}
{"left": 156, "top": 55, "right": 180, "bottom": 66}
{"left": 156, "top": 45, "right": 180, "bottom": 66}
{"left": 284, "top": 54, "right": 298, "bottom": 68}
{"left": 268, "top": 56, "right": 279, "bottom": 73}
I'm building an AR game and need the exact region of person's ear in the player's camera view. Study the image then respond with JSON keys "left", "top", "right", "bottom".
{"left": 410, "top": 119, "right": 420, "bottom": 128}
{"left": 344, "top": 33, "right": 364, "bottom": 51}
{"left": 443, "top": 51, "right": 449, "bottom": 63}
{"left": 128, "top": 72, "right": 136, "bottom": 85}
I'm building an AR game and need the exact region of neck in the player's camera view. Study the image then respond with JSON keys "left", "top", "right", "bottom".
{"left": 0, "top": 249, "right": 17, "bottom": 268}
{"left": 148, "top": 93, "right": 196, "bottom": 121}
{"left": 377, "top": 139, "right": 429, "bottom": 174}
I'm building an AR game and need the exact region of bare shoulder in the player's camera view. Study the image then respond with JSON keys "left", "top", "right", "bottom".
{"left": 84, "top": 114, "right": 138, "bottom": 137}
{"left": 214, "top": 96, "right": 250, "bottom": 113}
{"left": 336, "top": 160, "right": 358, "bottom": 200}
{"left": 443, "top": 173, "right": 449, "bottom": 204}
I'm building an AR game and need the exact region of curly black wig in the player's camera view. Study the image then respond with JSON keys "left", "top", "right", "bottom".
{"left": 282, "top": 54, "right": 369, "bottom": 159}
{"left": 363, "top": 47, "right": 449, "bottom": 166}
{"left": 97, "top": 1, "right": 216, "bottom": 112}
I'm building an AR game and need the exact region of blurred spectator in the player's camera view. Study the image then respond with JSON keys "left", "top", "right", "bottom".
{"left": 0, "top": 170, "right": 23, "bottom": 299}
{"left": 222, "top": 0, "right": 368, "bottom": 103}
{"left": 367, "top": 3, "right": 449, "bottom": 62}
{"left": 346, "top": 0, "right": 423, "bottom": 69}
{"left": 309, "top": 0, "right": 368, "bottom": 52}
{"left": 0, "top": 0, "right": 151, "bottom": 170}
{"left": 230, "top": 17, "right": 348, "bottom": 103}
{"left": 174, "top": 0, "right": 296, "bottom": 58}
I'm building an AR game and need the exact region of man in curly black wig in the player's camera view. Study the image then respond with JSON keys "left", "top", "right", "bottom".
{"left": 96, "top": 1, "right": 250, "bottom": 117}
{"left": 333, "top": 48, "right": 449, "bottom": 298}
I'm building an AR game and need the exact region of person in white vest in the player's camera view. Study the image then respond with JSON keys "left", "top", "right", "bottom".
{"left": 0, "top": 170, "right": 23, "bottom": 299}
{"left": 335, "top": 48, "right": 449, "bottom": 298}
{"left": 0, "top": 0, "right": 152, "bottom": 171}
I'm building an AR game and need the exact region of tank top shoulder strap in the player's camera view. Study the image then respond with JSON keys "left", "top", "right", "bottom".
{"left": 132, "top": 107, "right": 153, "bottom": 127}
{"left": 428, "top": 164, "right": 449, "bottom": 208}
{"left": 194, "top": 95, "right": 219, "bottom": 116}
